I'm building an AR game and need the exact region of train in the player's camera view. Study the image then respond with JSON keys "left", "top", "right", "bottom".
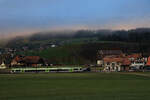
{"left": 10, "top": 67, "right": 88, "bottom": 73}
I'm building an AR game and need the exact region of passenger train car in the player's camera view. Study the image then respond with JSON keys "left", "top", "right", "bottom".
{"left": 11, "top": 67, "right": 84, "bottom": 73}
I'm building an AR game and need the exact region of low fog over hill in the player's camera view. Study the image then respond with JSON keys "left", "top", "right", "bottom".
{"left": 5, "top": 28, "right": 150, "bottom": 44}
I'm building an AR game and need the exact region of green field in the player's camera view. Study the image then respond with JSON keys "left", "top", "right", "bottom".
{"left": 0, "top": 73, "right": 150, "bottom": 100}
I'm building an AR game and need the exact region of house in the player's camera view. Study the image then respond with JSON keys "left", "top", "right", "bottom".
{"left": 127, "top": 53, "right": 142, "bottom": 61}
{"left": 23, "top": 56, "right": 45, "bottom": 67}
{"left": 130, "top": 61, "right": 145, "bottom": 70}
{"left": 11, "top": 56, "right": 25, "bottom": 67}
{"left": 103, "top": 56, "right": 131, "bottom": 72}
{"left": 0, "top": 62, "right": 7, "bottom": 69}
{"left": 127, "top": 54, "right": 146, "bottom": 70}
{"left": 103, "top": 56, "right": 122, "bottom": 72}
{"left": 11, "top": 56, "right": 45, "bottom": 67}
{"left": 97, "top": 50, "right": 123, "bottom": 65}
{"left": 51, "top": 44, "right": 56, "bottom": 48}
{"left": 97, "top": 60, "right": 103, "bottom": 66}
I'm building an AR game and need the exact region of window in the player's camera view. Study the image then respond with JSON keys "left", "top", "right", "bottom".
{"left": 117, "top": 62, "right": 120, "bottom": 65}
{"left": 107, "top": 62, "right": 110, "bottom": 65}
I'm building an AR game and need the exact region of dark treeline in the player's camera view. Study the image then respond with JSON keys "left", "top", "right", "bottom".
{"left": 7, "top": 28, "right": 150, "bottom": 42}
{"left": 99, "top": 29, "right": 150, "bottom": 42}
{"left": 74, "top": 28, "right": 150, "bottom": 42}
{"left": 27, "top": 28, "right": 150, "bottom": 42}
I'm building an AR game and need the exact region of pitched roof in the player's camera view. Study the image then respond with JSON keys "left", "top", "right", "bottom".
{"left": 23, "top": 56, "right": 43, "bottom": 64}
{"left": 12, "top": 56, "right": 44, "bottom": 64}
{"left": 127, "top": 54, "right": 142, "bottom": 59}
{"left": 103, "top": 57, "right": 131, "bottom": 65}
{"left": 103, "top": 57, "right": 123, "bottom": 63}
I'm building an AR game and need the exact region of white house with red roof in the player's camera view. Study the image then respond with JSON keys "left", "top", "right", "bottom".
{"left": 127, "top": 54, "right": 147, "bottom": 70}
{"left": 103, "top": 56, "right": 131, "bottom": 72}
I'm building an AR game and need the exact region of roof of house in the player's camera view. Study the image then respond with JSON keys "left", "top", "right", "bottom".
{"left": 103, "top": 57, "right": 131, "bottom": 65}
{"left": 12, "top": 56, "right": 44, "bottom": 64}
{"left": 23, "top": 56, "right": 43, "bottom": 64}
{"left": 103, "top": 57, "right": 123, "bottom": 63}
{"left": 127, "top": 54, "right": 142, "bottom": 59}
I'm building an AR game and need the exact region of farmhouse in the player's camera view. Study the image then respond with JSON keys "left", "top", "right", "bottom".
{"left": 103, "top": 56, "right": 131, "bottom": 72}
{"left": 127, "top": 54, "right": 146, "bottom": 70}
{"left": 130, "top": 61, "right": 145, "bottom": 70}
{"left": 127, "top": 53, "right": 142, "bottom": 61}
{"left": 97, "top": 50, "right": 123, "bottom": 66}
{"left": 11, "top": 56, "right": 45, "bottom": 67}
{"left": 23, "top": 56, "right": 45, "bottom": 67}
{"left": 11, "top": 56, "right": 24, "bottom": 66}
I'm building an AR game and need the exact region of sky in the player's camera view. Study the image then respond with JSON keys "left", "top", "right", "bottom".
{"left": 0, "top": 0, "right": 150, "bottom": 38}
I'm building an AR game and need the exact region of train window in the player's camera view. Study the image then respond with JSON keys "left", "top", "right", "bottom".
{"left": 74, "top": 69, "right": 79, "bottom": 70}
{"left": 16, "top": 70, "right": 21, "bottom": 72}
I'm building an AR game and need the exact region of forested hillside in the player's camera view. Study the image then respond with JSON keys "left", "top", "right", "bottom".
{"left": 4, "top": 28, "right": 150, "bottom": 64}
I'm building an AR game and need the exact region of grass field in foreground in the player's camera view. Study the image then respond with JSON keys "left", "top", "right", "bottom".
{"left": 0, "top": 73, "right": 150, "bottom": 100}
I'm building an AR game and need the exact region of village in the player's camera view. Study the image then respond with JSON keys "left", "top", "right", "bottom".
{"left": 96, "top": 50, "right": 150, "bottom": 72}
{"left": 0, "top": 48, "right": 150, "bottom": 73}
